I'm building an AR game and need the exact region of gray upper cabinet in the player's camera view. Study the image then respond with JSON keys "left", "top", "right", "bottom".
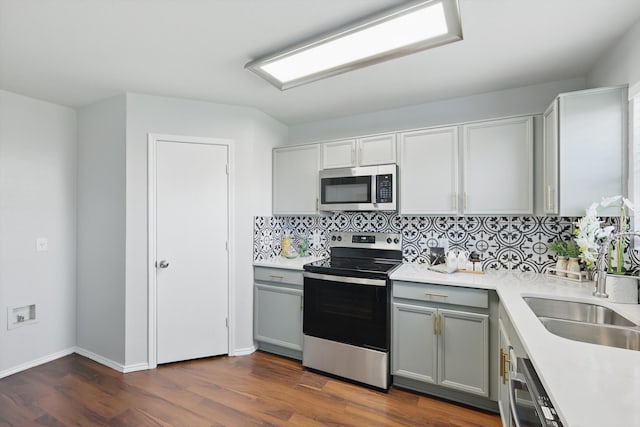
{"left": 273, "top": 144, "right": 320, "bottom": 215}
{"left": 543, "top": 86, "right": 627, "bottom": 216}
{"left": 398, "top": 116, "right": 533, "bottom": 215}
{"left": 398, "top": 126, "right": 459, "bottom": 215}
{"left": 321, "top": 134, "right": 396, "bottom": 169}
{"left": 461, "top": 116, "right": 534, "bottom": 215}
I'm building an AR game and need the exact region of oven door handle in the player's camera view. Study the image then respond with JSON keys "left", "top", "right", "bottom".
{"left": 508, "top": 371, "right": 527, "bottom": 427}
{"left": 303, "top": 272, "right": 387, "bottom": 287}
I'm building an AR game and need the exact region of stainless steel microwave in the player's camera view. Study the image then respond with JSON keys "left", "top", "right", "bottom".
{"left": 318, "top": 164, "right": 397, "bottom": 211}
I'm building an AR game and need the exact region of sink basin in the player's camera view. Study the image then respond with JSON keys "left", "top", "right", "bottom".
{"left": 539, "top": 317, "right": 640, "bottom": 351}
{"left": 523, "top": 297, "right": 640, "bottom": 351}
{"left": 523, "top": 297, "right": 637, "bottom": 327}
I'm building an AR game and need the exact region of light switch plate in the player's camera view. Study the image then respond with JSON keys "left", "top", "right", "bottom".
{"left": 36, "top": 237, "right": 48, "bottom": 252}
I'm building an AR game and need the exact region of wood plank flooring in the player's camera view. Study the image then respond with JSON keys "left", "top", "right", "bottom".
{"left": 0, "top": 351, "right": 501, "bottom": 426}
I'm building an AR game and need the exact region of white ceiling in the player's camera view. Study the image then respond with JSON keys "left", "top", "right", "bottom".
{"left": 1, "top": 0, "right": 640, "bottom": 125}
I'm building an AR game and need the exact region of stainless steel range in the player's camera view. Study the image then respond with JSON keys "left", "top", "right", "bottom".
{"left": 302, "top": 231, "right": 402, "bottom": 390}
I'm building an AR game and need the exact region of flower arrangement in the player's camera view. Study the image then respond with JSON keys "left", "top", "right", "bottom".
{"left": 573, "top": 195, "right": 634, "bottom": 272}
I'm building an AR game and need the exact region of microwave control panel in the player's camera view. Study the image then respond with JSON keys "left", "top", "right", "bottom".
{"left": 376, "top": 174, "right": 393, "bottom": 203}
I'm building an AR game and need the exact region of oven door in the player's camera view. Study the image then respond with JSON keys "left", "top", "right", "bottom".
{"left": 303, "top": 272, "right": 389, "bottom": 352}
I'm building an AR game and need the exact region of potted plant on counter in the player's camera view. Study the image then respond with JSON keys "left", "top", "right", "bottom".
{"left": 565, "top": 240, "right": 582, "bottom": 280}
{"left": 547, "top": 240, "right": 568, "bottom": 277}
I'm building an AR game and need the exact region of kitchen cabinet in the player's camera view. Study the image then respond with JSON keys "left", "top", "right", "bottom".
{"left": 398, "top": 126, "right": 459, "bottom": 214}
{"left": 392, "top": 281, "right": 490, "bottom": 397}
{"left": 398, "top": 116, "right": 533, "bottom": 215}
{"left": 321, "top": 133, "right": 396, "bottom": 169}
{"left": 543, "top": 86, "right": 627, "bottom": 216}
{"left": 461, "top": 116, "right": 533, "bottom": 214}
{"left": 273, "top": 144, "right": 320, "bottom": 215}
{"left": 254, "top": 266, "right": 304, "bottom": 360}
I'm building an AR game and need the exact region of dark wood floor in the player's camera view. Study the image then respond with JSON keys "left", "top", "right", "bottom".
{"left": 0, "top": 351, "right": 501, "bottom": 426}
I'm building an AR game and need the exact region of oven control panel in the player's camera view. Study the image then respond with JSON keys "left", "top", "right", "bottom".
{"left": 329, "top": 232, "right": 401, "bottom": 251}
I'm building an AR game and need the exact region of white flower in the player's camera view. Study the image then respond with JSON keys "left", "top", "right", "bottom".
{"left": 573, "top": 196, "right": 633, "bottom": 270}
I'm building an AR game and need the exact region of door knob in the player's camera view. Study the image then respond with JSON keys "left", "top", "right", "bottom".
{"left": 157, "top": 260, "right": 170, "bottom": 269}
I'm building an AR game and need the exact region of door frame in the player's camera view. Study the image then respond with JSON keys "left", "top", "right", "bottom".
{"left": 147, "top": 133, "right": 235, "bottom": 369}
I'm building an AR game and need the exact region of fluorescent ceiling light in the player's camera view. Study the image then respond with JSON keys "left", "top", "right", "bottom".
{"left": 245, "top": 0, "right": 463, "bottom": 90}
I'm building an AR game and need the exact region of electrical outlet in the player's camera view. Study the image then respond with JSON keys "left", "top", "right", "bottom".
{"left": 36, "top": 237, "right": 48, "bottom": 252}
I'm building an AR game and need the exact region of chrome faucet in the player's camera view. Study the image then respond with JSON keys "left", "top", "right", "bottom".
{"left": 593, "top": 231, "right": 640, "bottom": 298}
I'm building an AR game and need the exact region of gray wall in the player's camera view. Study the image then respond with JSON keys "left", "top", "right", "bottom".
{"left": 124, "top": 93, "right": 287, "bottom": 365}
{"left": 0, "top": 90, "right": 77, "bottom": 376}
{"left": 588, "top": 19, "right": 640, "bottom": 89}
{"left": 288, "top": 78, "right": 587, "bottom": 144}
{"left": 76, "top": 95, "right": 127, "bottom": 365}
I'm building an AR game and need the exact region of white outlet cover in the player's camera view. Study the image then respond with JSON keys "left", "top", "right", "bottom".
{"left": 36, "top": 237, "right": 48, "bottom": 252}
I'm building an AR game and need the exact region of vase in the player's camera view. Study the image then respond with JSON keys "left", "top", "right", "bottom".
{"left": 566, "top": 257, "right": 581, "bottom": 280}
{"left": 606, "top": 275, "right": 639, "bottom": 304}
{"left": 555, "top": 256, "right": 568, "bottom": 277}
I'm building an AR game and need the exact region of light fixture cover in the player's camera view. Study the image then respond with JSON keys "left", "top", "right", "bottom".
{"left": 245, "top": 0, "right": 463, "bottom": 90}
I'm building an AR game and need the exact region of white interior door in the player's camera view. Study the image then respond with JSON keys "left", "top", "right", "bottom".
{"left": 155, "top": 139, "right": 229, "bottom": 364}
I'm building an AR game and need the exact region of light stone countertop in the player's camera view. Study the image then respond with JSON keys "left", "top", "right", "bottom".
{"left": 253, "top": 255, "right": 323, "bottom": 270}
{"left": 391, "top": 263, "right": 640, "bottom": 427}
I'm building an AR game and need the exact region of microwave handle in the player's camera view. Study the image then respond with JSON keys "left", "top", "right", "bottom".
{"left": 508, "top": 371, "right": 527, "bottom": 427}
{"left": 371, "top": 175, "right": 378, "bottom": 205}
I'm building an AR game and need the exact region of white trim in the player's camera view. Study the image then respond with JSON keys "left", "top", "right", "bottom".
{"left": 122, "top": 362, "right": 150, "bottom": 373}
{"left": 629, "top": 81, "right": 640, "bottom": 99}
{"left": 74, "top": 346, "right": 127, "bottom": 372}
{"left": 0, "top": 347, "right": 75, "bottom": 379}
{"left": 147, "top": 133, "right": 235, "bottom": 369}
{"left": 229, "top": 345, "right": 257, "bottom": 356}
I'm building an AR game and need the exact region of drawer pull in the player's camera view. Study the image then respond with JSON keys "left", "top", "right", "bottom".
{"left": 269, "top": 275, "right": 284, "bottom": 280}
{"left": 424, "top": 292, "right": 448, "bottom": 298}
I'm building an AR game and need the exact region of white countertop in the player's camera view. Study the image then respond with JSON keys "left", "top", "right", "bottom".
{"left": 391, "top": 263, "right": 640, "bottom": 427}
{"left": 253, "top": 255, "right": 323, "bottom": 270}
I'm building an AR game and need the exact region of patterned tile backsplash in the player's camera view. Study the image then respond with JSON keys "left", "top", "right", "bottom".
{"left": 254, "top": 212, "right": 639, "bottom": 273}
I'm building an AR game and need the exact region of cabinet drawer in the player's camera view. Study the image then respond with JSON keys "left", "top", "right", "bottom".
{"left": 393, "top": 281, "right": 488, "bottom": 309}
{"left": 254, "top": 267, "right": 303, "bottom": 286}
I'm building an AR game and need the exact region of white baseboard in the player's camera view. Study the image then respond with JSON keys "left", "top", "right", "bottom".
{"left": 230, "top": 345, "right": 256, "bottom": 356}
{"left": 74, "top": 347, "right": 150, "bottom": 373}
{"left": 123, "top": 362, "right": 150, "bottom": 373}
{"left": 0, "top": 347, "right": 75, "bottom": 379}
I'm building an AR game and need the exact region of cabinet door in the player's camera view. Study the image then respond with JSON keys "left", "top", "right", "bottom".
{"left": 558, "top": 87, "right": 626, "bottom": 216}
{"left": 392, "top": 303, "right": 438, "bottom": 384}
{"left": 438, "top": 308, "right": 489, "bottom": 396}
{"left": 273, "top": 145, "right": 320, "bottom": 215}
{"left": 254, "top": 283, "right": 303, "bottom": 351}
{"left": 498, "top": 319, "right": 513, "bottom": 427}
{"left": 543, "top": 101, "right": 559, "bottom": 214}
{"left": 462, "top": 116, "right": 533, "bottom": 214}
{"left": 358, "top": 134, "right": 396, "bottom": 166}
{"left": 322, "top": 139, "right": 357, "bottom": 169}
{"left": 398, "top": 127, "right": 459, "bottom": 214}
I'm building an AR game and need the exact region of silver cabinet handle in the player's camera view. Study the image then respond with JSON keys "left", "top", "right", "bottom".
{"left": 157, "top": 260, "right": 169, "bottom": 269}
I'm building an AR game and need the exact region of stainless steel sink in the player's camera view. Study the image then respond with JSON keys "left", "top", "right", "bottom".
{"left": 539, "top": 317, "right": 640, "bottom": 351}
{"left": 523, "top": 297, "right": 637, "bottom": 327}
{"left": 523, "top": 297, "right": 640, "bottom": 351}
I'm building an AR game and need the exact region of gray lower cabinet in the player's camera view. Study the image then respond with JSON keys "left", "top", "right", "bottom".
{"left": 254, "top": 267, "right": 304, "bottom": 360}
{"left": 392, "top": 281, "right": 491, "bottom": 406}
{"left": 393, "top": 303, "right": 489, "bottom": 396}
